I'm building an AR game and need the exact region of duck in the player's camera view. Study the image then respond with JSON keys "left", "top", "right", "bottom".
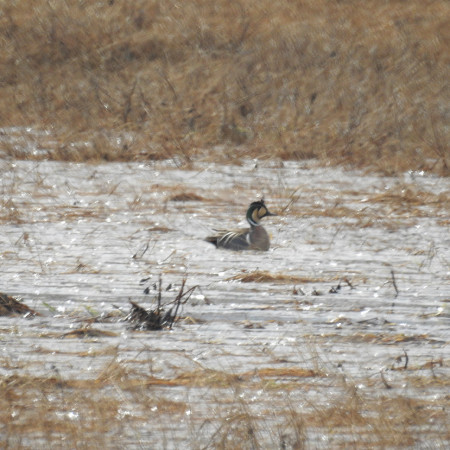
{"left": 205, "top": 199, "right": 277, "bottom": 251}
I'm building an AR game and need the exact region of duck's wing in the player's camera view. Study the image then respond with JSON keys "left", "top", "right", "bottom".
{"left": 205, "top": 227, "right": 250, "bottom": 250}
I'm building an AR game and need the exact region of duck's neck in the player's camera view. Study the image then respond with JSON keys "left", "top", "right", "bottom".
{"left": 247, "top": 217, "right": 260, "bottom": 227}
{"left": 247, "top": 207, "right": 261, "bottom": 227}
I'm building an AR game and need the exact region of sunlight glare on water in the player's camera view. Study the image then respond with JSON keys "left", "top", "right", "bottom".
{"left": 0, "top": 158, "right": 448, "bottom": 447}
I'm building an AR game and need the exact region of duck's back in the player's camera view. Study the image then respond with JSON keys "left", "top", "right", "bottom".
{"left": 206, "top": 225, "right": 271, "bottom": 251}
{"left": 206, "top": 229, "right": 251, "bottom": 251}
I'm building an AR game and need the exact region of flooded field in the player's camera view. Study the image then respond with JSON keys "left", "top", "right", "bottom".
{"left": 1, "top": 156, "right": 449, "bottom": 448}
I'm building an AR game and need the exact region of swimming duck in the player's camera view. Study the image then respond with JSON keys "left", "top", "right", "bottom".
{"left": 205, "top": 199, "right": 276, "bottom": 251}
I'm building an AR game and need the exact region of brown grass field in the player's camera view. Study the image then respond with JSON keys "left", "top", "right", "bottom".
{"left": 0, "top": 0, "right": 448, "bottom": 174}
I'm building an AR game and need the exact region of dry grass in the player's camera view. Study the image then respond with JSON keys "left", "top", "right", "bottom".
{"left": 280, "top": 181, "right": 449, "bottom": 233}
{"left": 318, "top": 331, "right": 445, "bottom": 347}
{"left": 228, "top": 270, "right": 326, "bottom": 284}
{"left": 0, "top": 0, "right": 448, "bottom": 174}
{"left": 169, "top": 192, "right": 207, "bottom": 202}
{"left": 1, "top": 355, "right": 448, "bottom": 448}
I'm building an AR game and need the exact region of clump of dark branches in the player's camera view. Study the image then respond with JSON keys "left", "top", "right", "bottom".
{"left": 126, "top": 276, "right": 196, "bottom": 331}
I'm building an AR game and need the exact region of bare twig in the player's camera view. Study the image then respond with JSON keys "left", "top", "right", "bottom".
{"left": 380, "top": 369, "right": 392, "bottom": 389}
{"left": 157, "top": 274, "right": 162, "bottom": 309}
{"left": 391, "top": 269, "right": 399, "bottom": 298}
{"left": 402, "top": 349, "right": 409, "bottom": 370}
{"left": 123, "top": 77, "right": 137, "bottom": 123}
{"left": 343, "top": 277, "right": 354, "bottom": 289}
{"left": 133, "top": 242, "right": 149, "bottom": 259}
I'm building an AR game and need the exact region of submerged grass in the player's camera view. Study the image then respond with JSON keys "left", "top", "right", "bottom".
{"left": 0, "top": 0, "right": 448, "bottom": 174}
{"left": 1, "top": 352, "right": 448, "bottom": 448}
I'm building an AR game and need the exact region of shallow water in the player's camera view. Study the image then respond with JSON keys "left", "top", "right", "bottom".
{"left": 0, "top": 158, "right": 449, "bottom": 447}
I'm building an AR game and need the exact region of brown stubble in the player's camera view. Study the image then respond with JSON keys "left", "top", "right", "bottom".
{"left": 1, "top": 349, "right": 448, "bottom": 447}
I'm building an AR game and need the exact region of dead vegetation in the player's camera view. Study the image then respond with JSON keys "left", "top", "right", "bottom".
{"left": 316, "top": 332, "right": 445, "bottom": 348}
{"left": 126, "top": 300, "right": 179, "bottom": 331}
{"left": 0, "top": 276, "right": 195, "bottom": 334}
{"left": 168, "top": 192, "right": 206, "bottom": 202}
{"left": 127, "top": 277, "right": 197, "bottom": 330}
{"left": 0, "top": 292, "right": 39, "bottom": 317}
{"left": 0, "top": 0, "right": 448, "bottom": 174}
{"left": 61, "top": 326, "right": 119, "bottom": 339}
{"left": 228, "top": 270, "right": 326, "bottom": 284}
{"left": 0, "top": 353, "right": 448, "bottom": 448}
{"left": 364, "top": 186, "right": 450, "bottom": 218}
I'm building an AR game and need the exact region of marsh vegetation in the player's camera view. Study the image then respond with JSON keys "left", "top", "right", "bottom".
{"left": 0, "top": 0, "right": 448, "bottom": 174}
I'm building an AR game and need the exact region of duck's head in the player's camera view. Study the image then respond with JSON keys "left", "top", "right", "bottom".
{"left": 246, "top": 199, "right": 277, "bottom": 226}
